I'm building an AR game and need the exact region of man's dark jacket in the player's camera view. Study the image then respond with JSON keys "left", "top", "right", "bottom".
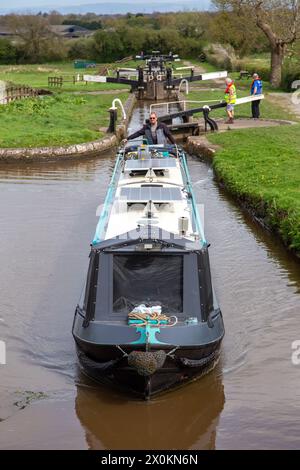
{"left": 127, "top": 122, "right": 175, "bottom": 145}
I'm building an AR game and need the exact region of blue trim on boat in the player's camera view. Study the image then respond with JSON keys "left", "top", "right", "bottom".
{"left": 92, "top": 150, "right": 123, "bottom": 245}
{"left": 180, "top": 151, "right": 207, "bottom": 246}
{"left": 130, "top": 324, "right": 167, "bottom": 345}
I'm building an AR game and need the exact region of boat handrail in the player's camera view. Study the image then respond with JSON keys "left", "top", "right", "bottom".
{"left": 180, "top": 151, "right": 206, "bottom": 245}
{"left": 124, "top": 144, "right": 179, "bottom": 158}
{"left": 118, "top": 180, "right": 184, "bottom": 187}
{"left": 92, "top": 151, "right": 124, "bottom": 244}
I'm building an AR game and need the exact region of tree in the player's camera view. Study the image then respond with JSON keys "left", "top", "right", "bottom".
{"left": 174, "top": 12, "right": 209, "bottom": 39}
{"left": 6, "top": 14, "right": 52, "bottom": 63}
{"left": 92, "top": 30, "right": 124, "bottom": 61}
{"left": 209, "top": 11, "right": 268, "bottom": 56}
{"left": 213, "top": 1, "right": 300, "bottom": 87}
{"left": 0, "top": 38, "right": 18, "bottom": 64}
{"left": 47, "top": 10, "right": 64, "bottom": 25}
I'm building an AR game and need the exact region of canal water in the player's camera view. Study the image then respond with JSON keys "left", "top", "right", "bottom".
{"left": 0, "top": 105, "right": 299, "bottom": 449}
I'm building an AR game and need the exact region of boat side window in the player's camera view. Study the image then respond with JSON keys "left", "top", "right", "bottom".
{"left": 113, "top": 254, "right": 183, "bottom": 314}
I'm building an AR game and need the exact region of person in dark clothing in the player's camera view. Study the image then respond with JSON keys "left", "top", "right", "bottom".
{"left": 123, "top": 112, "right": 176, "bottom": 145}
{"left": 250, "top": 73, "right": 263, "bottom": 119}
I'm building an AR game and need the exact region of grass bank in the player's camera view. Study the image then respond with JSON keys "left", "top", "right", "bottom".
{"left": 208, "top": 125, "right": 300, "bottom": 256}
{"left": 0, "top": 92, "right": 128, "bottom": 148}
{"left": 0, "top": 62, "right": 130, "bottom": 92}
{"left": 0, "top": 61, "right": 131, "bottom": 149}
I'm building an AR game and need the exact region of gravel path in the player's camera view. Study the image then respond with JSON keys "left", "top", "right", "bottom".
{"left": 268, "top": 92, "right": 300, "bottom": 119}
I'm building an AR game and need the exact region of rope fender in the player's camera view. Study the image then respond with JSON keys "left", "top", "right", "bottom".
{"left": 128, "top": 350, "right": 166, "bottom": 376}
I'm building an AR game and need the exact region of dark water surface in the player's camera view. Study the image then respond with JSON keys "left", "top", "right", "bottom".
{"left": 0, "top": 105, "right": 299, "bottom": 449}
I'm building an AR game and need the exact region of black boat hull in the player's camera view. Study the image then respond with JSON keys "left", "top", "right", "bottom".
{"left": 75, "top": 341, "right": 222, "bottom": 399}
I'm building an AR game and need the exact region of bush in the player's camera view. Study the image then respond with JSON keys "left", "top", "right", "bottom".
{"left": 16, "top": 37, "right": 68, "bottom": 64}
{"left": 281, "top": 62, "right": 300, "bottom": 91}
{"left": 68, "top": 38, "right": 95, "bottom": 60}
{"left": 203, "top": 43, "right": 238, "bottom": 71}
{"left": 68, "top": 27, "right": 206, "bottom": 63}
{"left": 92, "top": 30, "right": 125, "bottom": 62}
{"left": 0, "top": 39, "right": 18, "bottom": 64}
{"left": 236, "top": 61, "right": 271, "bottom": 81}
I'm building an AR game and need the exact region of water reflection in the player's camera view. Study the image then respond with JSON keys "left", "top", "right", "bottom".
{"left": 75, "top": 368, "right": 225, "bottom": 450}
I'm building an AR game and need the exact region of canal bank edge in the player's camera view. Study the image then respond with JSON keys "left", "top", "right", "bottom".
{"left": 0, "top": 94, "right": 136, "bottom": 162}
{"left": 186, "top": 135, "right": 300, "bottom": 259}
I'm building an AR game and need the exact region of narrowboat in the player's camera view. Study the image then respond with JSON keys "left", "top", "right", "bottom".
{"left": 73, "top": 144, "right": 224, "bottom": 399}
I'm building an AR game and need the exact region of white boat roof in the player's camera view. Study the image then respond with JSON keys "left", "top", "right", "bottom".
{"left": 93, "top": 145, "right": 205, "bottom": 246}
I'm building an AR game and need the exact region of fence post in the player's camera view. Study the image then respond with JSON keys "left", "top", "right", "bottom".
{"left": 108, "top": 108, "right": 118, "bottom": 133}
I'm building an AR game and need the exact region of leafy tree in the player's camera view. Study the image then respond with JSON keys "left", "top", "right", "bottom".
{"left": 174, "top": 12, "right": 208, "bottom": 39}
{"left": 92, "top": 30, "right": 124, "bottom": 61}
{"left": 213, "top": 0, "right": 300, "bottom": 86}
{"left": 47, "top": 10, "right": 64, "bottom": 25}
{"left": 68, "top": 37, "right": 96, "bottom": 60}
{"left": 7, "top": 14, "right": 53, "bottom": 63}
{"left": 209, "top": 10, "right": 268, "bottom": 56}
{"left": 117, "top": 27, "right": 147, "bottom": 56}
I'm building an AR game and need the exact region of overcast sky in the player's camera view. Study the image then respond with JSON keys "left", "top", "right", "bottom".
{"left": 1, "top": 0, "right": 195, "bottom": 7}
{"left": 0, "top": 0, "right": 212, "bottom": 14}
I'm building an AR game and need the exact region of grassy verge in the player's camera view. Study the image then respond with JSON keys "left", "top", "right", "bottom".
{"left": 208, "top": 125, "right": 300, "bottom": 255}
{"left": 0, "top": 92, "right": 129, "bottom": 148}
{"left": 0, "top": 62, "right": 130, "bottom": 91}
{"left": 187, "top": 59, "right": 220, "bottom": 73}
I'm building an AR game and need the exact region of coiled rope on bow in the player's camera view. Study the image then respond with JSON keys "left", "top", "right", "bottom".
{"left": 128, "top": 310, "right": 178, "bottom": 327}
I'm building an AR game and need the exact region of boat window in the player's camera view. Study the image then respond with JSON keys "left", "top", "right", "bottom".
{"left": 129, "top": 170, "right": 165, "bottom": 177}
{"left": 113, "top": 254, "right": 183, "bottom": 314}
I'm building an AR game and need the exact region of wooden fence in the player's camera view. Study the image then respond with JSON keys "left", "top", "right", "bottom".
{"left": 48, "top": 74, "right": 84, "bottom": 87}
{"left": 4, "top": 86, "right": 39, "bottom": 103}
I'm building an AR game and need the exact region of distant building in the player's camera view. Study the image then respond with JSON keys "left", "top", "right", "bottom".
{"left": 0, "top": 26, "right": 14, "bottom": 38}
{"left": 50, "top": 25, "right": 94, "bottom": 38}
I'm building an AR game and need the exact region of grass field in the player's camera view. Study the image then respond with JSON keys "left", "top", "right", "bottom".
{"left": 208, "top": 123, "right": 300, "bottom": 255}
{"left": 0, "top": 62, "right": 130, "bottom": 92}
{"left": 0, "top": 61, "right": 131, "bottom": 148}
{"left": 0, "top": 92, "right": 129, "bottom": 148}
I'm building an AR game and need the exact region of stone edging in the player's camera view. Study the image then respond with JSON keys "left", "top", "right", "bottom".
{"left": 0, "top": 94, "right": 137, "bottom": 162}
{"left": 186, "top": 135, "right": 220, "bottom": 158}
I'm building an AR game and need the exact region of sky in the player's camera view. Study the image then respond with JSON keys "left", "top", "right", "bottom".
{"left": 0, "top": 0, "right": 212, "bottom": 14}
{"left": 1, "top": 0, "right": 208, "bottom": 7}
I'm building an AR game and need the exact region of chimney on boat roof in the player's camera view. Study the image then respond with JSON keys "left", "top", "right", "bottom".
{"left": 178, "top": 216, "right": 189, "bottom": 236}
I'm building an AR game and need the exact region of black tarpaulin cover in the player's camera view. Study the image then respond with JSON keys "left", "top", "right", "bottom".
{"left": 113, "top": 254, "right": 183, "bottom": 314}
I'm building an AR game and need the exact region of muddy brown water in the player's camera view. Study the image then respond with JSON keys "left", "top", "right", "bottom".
{"left": 0, "top": 105, "right": 299, "bottom": 449}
